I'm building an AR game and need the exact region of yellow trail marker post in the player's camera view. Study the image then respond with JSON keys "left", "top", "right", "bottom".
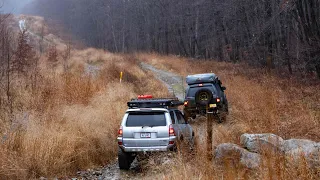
{"left": 120, "top": 71, "right": 123, "bottom": 83}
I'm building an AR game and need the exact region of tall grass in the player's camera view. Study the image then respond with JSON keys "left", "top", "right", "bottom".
{"left": 0, "top": 49, "right": 169, "bottom": 179}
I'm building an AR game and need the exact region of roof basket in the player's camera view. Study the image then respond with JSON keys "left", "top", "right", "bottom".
{"left": 127, "top": 97, "right": 184, "bottom": 109}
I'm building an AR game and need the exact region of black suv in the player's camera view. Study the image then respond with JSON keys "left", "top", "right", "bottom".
{"left": 183, "top": 73, "right": 228, "bottom": 122}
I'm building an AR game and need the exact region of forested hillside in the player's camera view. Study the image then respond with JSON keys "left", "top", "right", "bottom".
{"left": 23, "top": 0, "right": 320, "bottom": 78}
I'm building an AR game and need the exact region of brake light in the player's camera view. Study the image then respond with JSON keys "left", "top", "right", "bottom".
{"left": 184, "top": 101, "right": 189, "bottom": 106}
{"left": 217, "top": 98, "right": 221, "bottom": 103}
{"left": 169, "top": 125, "right": 175, "bottom": 136}
{"left": 138, "top": 95, "right": 153, "bottom": 99}
{"left": 118, "top": 126, "right": 123, "bottom": 137}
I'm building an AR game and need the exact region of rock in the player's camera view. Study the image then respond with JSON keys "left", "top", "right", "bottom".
{"left": 285, "top": 141, "right": 320, "bottom": 169}
{"left": 240, "top": 133, "right": 284, "bottom": 154}
{"left": 283, "top": 139, "right": 317, "bottom": 152}
{"left": 308, "top": 145, "right": 320, "bottom": 168}
{"left": 240, "top": 149, "right": 261, "bottom": 169}
{"left": 94, "top": 170, "right": 102, "bottom": 176}
{"left": 214, "top": 143, "right": 261, "bottom": 169}
{"left": 162, "top": 159, "right": 171, "bottom": 165}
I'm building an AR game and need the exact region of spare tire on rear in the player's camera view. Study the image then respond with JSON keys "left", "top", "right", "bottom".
{"left": 195, "top": 88, "right": 213, "bottom": 106}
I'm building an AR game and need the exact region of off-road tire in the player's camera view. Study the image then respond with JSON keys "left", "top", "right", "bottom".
{"left": 218, "top": 104, "right": 228, "bottom": 123}
{"left": 219, "top": 113, "right": 227, "bottom": 123}
{"left": 214, "top": 114, "right": 223, "bottom": 123}
{"left": 118, "top": 147, "right": 132, "bottom": 170}
{"left": 195, "top": 89, "right": 213, "bottom": 106}
{"left": 183, "top": 109, "right": 191, "bottom": 121}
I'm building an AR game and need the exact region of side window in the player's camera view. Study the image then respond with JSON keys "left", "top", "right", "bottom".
{"left": 170, "top": 111, "right": 176, "bottom": 124}
{"left": 175, "top": 110, "right": 185, "bottom": 124}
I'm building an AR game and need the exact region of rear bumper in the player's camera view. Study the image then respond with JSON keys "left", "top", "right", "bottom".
{"left": 118, "top": 145, "right": 175, "bottom": 152}
{"left": 185, "top": 107, "right": 220, "bottom": 114}
{"left": 117, "top": 137, "right": 176, "bottom": 152}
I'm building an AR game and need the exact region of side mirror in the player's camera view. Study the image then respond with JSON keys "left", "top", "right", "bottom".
{"left": 221, "top": 86, "right": 226, "bottom": 91}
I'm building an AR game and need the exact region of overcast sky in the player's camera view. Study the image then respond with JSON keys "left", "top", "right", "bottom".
{"left": 1, "top": 0, "right": 34, "bottom": 14}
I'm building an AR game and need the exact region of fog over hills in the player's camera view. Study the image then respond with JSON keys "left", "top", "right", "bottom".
{"left": 1, "top": 0, "right": 34, "bottom": 14}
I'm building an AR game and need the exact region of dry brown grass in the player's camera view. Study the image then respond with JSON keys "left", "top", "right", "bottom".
{"left": 137, "top": 53, "right": 320, "bottom": 179}
{"left": 0, "top": 50, "right": 169, "bottom": 179}
{"left": 0, "top": 49, "right": 318, "bottom": 179}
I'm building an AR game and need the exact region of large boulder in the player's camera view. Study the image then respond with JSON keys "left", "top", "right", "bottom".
{"left": 240, "top": 133, "right": 284, "bottom": 154}
{"left": 214, "top": 143, "right": 261, "bottom": 169}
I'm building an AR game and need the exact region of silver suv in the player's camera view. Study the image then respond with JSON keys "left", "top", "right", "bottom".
{"left": 117, "top": 97, "right": 194, "bottom": 170}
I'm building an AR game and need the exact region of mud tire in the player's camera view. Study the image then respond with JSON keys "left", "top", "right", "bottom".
{"left": 118, "top": 147, "right": 132, "bottom": 170}
{"left": 183, "top": 109, "right": 191, "bottom": 121}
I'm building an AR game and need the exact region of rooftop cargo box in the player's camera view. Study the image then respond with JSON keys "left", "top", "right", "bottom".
{"left": 186, "top": 73, "right": 218, "bottom": 85}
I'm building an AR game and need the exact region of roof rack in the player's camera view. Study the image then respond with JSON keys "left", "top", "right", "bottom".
{"left": 127, "top": 97, "right": 184, "bottom": 109}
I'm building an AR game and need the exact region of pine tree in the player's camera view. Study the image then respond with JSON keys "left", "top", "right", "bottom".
{"left": 12, "top": 29, "right": 36, "bottom": 76}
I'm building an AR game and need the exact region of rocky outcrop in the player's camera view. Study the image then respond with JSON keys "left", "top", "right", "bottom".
{"left": 214, "top": 143, "right": 261, "bottom": 169}
{"left": 240, "top": 133, "right": 284, "bottom": 154}
{"left": 215, "top": 134, "right": 320, "bottom": 170}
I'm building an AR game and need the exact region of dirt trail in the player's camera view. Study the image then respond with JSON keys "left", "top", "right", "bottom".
{"left": 140, "top": 62, "right": 185, "bottom": 100}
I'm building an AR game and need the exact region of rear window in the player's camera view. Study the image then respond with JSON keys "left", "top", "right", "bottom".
{"left": 126, "top": 111, "right": 166, "bottom": 127}
{"left": 187, "top": 85, "right": 216, "bottom": 97}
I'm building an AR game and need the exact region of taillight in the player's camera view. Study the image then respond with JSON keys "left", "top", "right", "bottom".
{"left": 169, "top": 125, "right": 175, "bottom": 136}
{"left": 184, "top": 101, "right": 189, "bottom": 106}
{"left": 118, "top": 126, "right": 123, "bottom": 137}
{"left": 216, "top": 98, "right": 221, "bottom": 103}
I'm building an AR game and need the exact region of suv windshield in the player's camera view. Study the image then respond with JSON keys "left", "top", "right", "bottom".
{"left": 187, "top": 85, "right": 216, "bottom": 97}
{"left": 126, "top": 111, "right": 166, "bottom": 127}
